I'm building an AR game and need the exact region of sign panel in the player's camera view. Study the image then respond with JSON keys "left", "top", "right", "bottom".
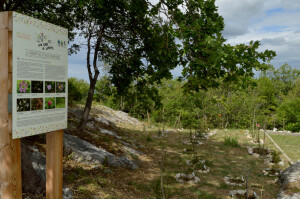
{"left": 12, "top": 12, "right": 68, "bottom": 139}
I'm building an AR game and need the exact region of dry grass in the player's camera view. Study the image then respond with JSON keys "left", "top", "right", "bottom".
{"left": 63, "top": 127, "right": 283, "bottom": 199}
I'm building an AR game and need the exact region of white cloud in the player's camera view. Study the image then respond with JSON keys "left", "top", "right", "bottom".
{"left": 68, "top": 0, "right": 300, "bottom": 81}
{"left": 216, "top": 0, "right": 300, "bottom": 69}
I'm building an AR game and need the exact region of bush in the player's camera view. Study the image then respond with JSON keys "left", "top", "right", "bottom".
{"left": 271, "top": 151, "right": 282, "bottom": 164}
{"left": 68, "top": 77, "right": 89, "bottom": 104}
{"left": 224, "top": 137, "right": 239, "bottom": 147}
{"left": 277, "top": 98, "right": 300, "bottom": 132}
{"left": 146, "top": 135, "right": 153, "bottom": 142}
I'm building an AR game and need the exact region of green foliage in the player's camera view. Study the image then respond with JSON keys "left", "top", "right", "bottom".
{"left": 146, "top": 135, "right": 153, "bottom": 142}
{"left": 94, "top": 76, "right": 115, "bottom": 103}
{"left": 271, "top": 151, "right": 282, "bottom": 164}
{"left": 68, "top": 78, "right": 89, "bottom": 104}
{"left": 224, "top": 137, "right": 239, "bottom": 147}
{"left": 277, "top": 98, "right": 300, "bottom": 132}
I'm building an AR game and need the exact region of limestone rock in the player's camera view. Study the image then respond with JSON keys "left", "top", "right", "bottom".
{"left": 277, "top": 161, "right": 300, "bottom": 199}
{"left": 63, "top": 188, "right": 73, "bottom": 199}
{"left": 229, "top": 190, "right": 246, "bottom": 197}
{"left": 64, "top": 133, "right": 138, "bottom": 169}
{"left": 21, "top": 142, "right": 45, "bottom": 194}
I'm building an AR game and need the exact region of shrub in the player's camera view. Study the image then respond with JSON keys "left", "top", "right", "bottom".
{"left": 68, "top": 77, "right": 89, "bottom": 104}
{"left": 277, "top": 98, "right": 300, "bottom": 132}
{"left": 224, "top": 137, "right": 239, "bottom": 147}
{"left": 271, "top": 151, "right": 282, "bottom": 164}
{"left": 146, "top": 135, "right": 153, "bottom": 142}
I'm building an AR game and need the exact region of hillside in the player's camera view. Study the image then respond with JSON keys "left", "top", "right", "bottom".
{"left": 22, "top": 104, "right": 300, "bottom": 199}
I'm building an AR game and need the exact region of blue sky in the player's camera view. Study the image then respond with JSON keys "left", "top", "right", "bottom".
{"left": 68, "top": 0, "right": 300, "bottom": 81}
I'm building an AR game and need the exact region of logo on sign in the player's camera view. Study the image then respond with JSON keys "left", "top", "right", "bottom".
{"left": 36, "top": 33, "right": 54, "bottom": 50}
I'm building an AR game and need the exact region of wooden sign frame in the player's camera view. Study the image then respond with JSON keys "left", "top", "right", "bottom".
{"left": 0, "top": 11, "right": 63, "bottom": 199}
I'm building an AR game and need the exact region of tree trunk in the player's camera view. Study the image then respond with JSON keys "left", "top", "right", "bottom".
{"left": 78, "top": 77, "right": 98, "bottom": 130}
{"left": 162, "top": 107, "right": 165, "bottom": 133}
{"left": 147, "top": 110, "right": 151, "bottom": 127}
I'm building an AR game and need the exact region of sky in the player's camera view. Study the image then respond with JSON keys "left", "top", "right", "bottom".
{"left": 68, "top": 0, "right": 300, "bottom": 81}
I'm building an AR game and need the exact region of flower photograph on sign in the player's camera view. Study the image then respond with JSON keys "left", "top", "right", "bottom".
{"left": 45, "top": 81, "right": 55, "bottom": 93}
{"left": 31, "top": 98, "right": 43, "bottom": 110}
{"left": 45, "top": 97, "right": 55, "bottom": 109}
{"left": 31, "top": 81, "right": 43, "bottom": 93}
{"left": 56, "top": 82, "right": 65, "bottom": 93}
{"left": 56, "top": 97, "right": 65, "bottom": 108}
{"left": 17, "top": 80, "right": 30, "bottom": 93}
{"left": 17, "top": 98, "right": 30, "bottom": 112}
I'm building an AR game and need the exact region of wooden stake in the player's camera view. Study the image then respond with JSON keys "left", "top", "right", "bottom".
{"left": 46, "top": 130, "right": 63, "bottom": 199}
{"left": 0, "top": 11, "right": 22, "bottom": 199}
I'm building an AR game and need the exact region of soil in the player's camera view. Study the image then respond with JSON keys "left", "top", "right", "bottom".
{"left": 228, "top": 178, "right": 244, "bottom": 184}
{"left": 236, "top": 193, "right": 256, "bottom": 199}
{"left": 253, "top": 147, "right": 269, "bottom": 156}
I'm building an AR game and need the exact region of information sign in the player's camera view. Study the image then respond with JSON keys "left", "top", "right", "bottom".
{"left": 12, "top": 12, "right": 68, "bottom": 139}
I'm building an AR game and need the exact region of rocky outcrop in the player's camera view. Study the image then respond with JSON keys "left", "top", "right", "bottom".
{"left": 63, "top": 133, "right": 138, "bottom": 170}
{"left": 93, "top": 105, "right": 142, "bottom": 126}
{"left": 21, "top": 142, "right": 45, "bottom": 194}
{"left": 277, "top": 161, "right": 300, "bottom": 199}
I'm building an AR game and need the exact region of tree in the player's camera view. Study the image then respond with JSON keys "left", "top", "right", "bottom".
{"left": 156, "top": 0, "right": 276, "bottom": 91}
{"left": 0, "top": 0, "right": 77, "bottom": 44}
{"left": 74, "top": 0, "right": 276, "bottom": 130}
{"left": 74, "top": 0, "right": 179, "bottom": 129}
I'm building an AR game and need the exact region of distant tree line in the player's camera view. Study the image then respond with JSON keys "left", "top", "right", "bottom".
{"left": 69, "top": 64, "right": 300, "bottom": 132}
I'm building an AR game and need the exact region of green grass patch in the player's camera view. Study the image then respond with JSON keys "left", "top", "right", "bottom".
{"left": 269, "top": 134, "right": 300, "bottom": 162}
{"left": 224, "top": 136, "right": 239, "bottom": 147}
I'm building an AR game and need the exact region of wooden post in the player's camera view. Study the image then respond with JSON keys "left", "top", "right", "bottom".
{"left": 0, "top": 11, "right": 22, "bottom": 199}
{"left": 46, "top": 130, "right": 63, "bottom": 199}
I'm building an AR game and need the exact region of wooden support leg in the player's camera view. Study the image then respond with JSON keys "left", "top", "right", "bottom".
{"left": 46, "top": 130, "right": 63, "bottom": 199}
{"left": 0, "top": 11, "right": 22, "bottom": 199}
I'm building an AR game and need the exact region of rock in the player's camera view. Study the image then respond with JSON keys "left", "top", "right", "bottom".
{"left": 63, "top": 188, "right": 73, "bottom": 199}
{"left": 278, "top": 160, "right": 285, "bottom": 167}
{"left": 175, "top": 173, "right": 200, "bottom": 184}
{"left": 69, "top": 108, "right": 92, "bottom": 120}
{"left": 198, "top": 167, "right": 210, "bottom": 174}
{"left": 260, "top": 139, "right": 264, "bottom": 145}
{"left": 224, "top": 176, "right": 245, "bottom": 187}
{"left": 253, "top": 153, "right": 260, "bottom": 158}
{"left": 63, "top": 133, "right": 138, "bottom": 169}
{"left": 277, "top": 193, "right": 300, "bottom": 199}
{"left": 207, "top": 130, "right": 217, "bottom": 139}
{"left": 94, "top": 116, "right": 114, "bottom": 126}
{"left": 175, "top": 173, "right": 181, "bottom": 179}
{"left": 277, "top": 161, "right": 300, "bottom": 199}
{"left": 29, "top": 146, "right": 46, "bottom": 182}
{"left": 123, "top": 145, "right": 141, "bottom": 157}
{"left": 248, "top": 146, "right": 254, "bottom": 155}
{"left": 99, "top": 128, "right": 121, "bottom": 139}
{"left": 186, "top": 174, "right": 194, "bottom": 180}
{"left": 229, "top": 190, "right": 246, "bottom": 197}
{"left": 86, "top": 122, "right": 94, "bottom": 129}
{"left": 21, "top": 142, "right": 45, "bottom": 194}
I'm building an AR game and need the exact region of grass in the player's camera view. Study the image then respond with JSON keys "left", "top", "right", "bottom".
{"left": 61, "top": 127, "right": 284, "bottom": 199}
{"left": 60, "top": 107, "right": 300, "bottom": 199}
{"left": 223, "top": 136, "right": 239, "bottom": 147}
{"left": 268, "top": 134, "right": 300, "bottom": 162}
